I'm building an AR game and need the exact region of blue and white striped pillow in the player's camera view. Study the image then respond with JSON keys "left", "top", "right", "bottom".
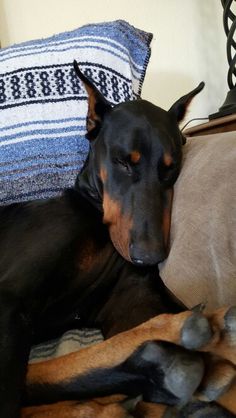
{"left": 0, "top": 20, "right": 152, "bottom": 204}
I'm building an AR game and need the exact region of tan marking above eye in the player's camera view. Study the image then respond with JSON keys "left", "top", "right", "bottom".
{"left": 163, "top": 153, "right": 173, "bottom": 167}
{"left": 130, "top": 150, "right": 141, "bottom": 164}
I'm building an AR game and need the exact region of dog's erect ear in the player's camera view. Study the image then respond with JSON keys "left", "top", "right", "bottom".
{"left": 73, "top": 60, "right": 112, "bottom": 140}
{"left": 169, "top": 82, "right": 205, "bottom": 123}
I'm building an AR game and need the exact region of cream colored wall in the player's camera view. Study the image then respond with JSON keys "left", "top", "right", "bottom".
{"left": 0, "top": 0, "right": 228, "bottom": 123}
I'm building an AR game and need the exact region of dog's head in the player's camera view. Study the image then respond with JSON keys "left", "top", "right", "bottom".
{"left": 74, "top": 61, "right": 204, "bottom": 265}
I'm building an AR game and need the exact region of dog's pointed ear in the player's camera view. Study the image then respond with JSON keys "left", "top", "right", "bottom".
{"left": 73, "top": 60, "right": 112, "bottom": 140}
{"left": 169, "top": 82, "right": 205, "bottom": 123}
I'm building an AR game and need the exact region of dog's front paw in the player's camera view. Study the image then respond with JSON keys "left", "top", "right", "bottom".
{"left": 122, "top": 308, "right": 236, "bottom": 411}
{"left": 123, "top": 340, "right": 204, "bottom": 406}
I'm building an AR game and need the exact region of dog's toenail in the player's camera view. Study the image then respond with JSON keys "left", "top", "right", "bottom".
{"left": 122, "top": 395, "right": 142, "bottom": 413}
{"left": 191, "top": 302, "right": 207, "bottom": 313}
{"left": 181, "top": 313, "right": 212, "bottom": 350}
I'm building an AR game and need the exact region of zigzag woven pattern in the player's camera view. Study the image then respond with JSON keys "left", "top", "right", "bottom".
{"left": 29, "top": 328, "right": 104, "bottom": 363}
{"left": 0, "top": 20, "right": 152, "bottom": 204}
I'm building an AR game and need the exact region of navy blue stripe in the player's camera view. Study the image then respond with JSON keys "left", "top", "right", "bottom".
{"left": 0, "top": 125, "right": 85, "bottom": 143}
{"left": 1, "top": 61, "right": 132, "bottom": 83}
{"left": 0, "top": 188, "right": 64, "bottom": 203}
{"left": 78, "top": 61, "right": 132, "bottom": 82}
{"left": 0, "top": 96, "right": 87, "bottom": 111}
{"left": 0, "top": 117, "right": 85, "bottom": 133}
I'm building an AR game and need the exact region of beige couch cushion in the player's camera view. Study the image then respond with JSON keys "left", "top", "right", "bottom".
{"left": 159, "top": 131, "right": 236, "bottom": 312}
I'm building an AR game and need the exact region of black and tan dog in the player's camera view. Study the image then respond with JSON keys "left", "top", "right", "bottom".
{"left": 1, "top": 62, "right": 235, "bottom": 418}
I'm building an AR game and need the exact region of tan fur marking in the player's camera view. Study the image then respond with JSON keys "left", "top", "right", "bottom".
{"left": 21, "top": 399, "right": 128, "bottom": 418}
{"left": 26, "top": 311, "right": 194, "bottom": 386}
{"left": 217, "top": 382, "right": 236, "bottom": 414}
{"left": 103, "top": 192, "right": 132, "bottom": 261}
{"left": 163, "top": 153, "right": 173, "bottom": 167}
{"left": 134, "top": 401, "right": 168, "bottom": 418}
{"left": 83, "top": 84, "right": 101, "bottom": 133}
{"left": 130, "top": 150, "right": 141, "bottom": 164}
{"left": 94, "top": 395, "right": 127, "bottom": 404}
{"left": 199, "top": 358, "right": 236, "bottom": 401}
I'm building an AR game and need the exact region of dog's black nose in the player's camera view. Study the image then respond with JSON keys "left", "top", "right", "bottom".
{"left": 130, "top": 244, "right": 166, "bottom": 266}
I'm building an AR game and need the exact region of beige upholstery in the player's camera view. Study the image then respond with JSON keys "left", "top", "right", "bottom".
{"left": 159, "top": 131, "right": 236, "bottom": 312}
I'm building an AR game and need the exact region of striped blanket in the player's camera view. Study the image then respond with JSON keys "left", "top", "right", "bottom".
{"left": 0, "top": 20, "right": 152, "bottom": 204}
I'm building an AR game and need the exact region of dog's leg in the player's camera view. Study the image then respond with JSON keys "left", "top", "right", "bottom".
{"left": 0, "top": 296, "right": 31, "bottom": 418}
{"left": 26, "top": 310, "right": 211, "bottom": 406}
{"left": 25, "top": 309, "right": 236, "bottom": 415}
{"left": 216, "top": 383, "right": 236, "bottom": 415}
{"left": 133, "top": 400, "right": 235, "bottom": 418}
{"left": 23, "top": 399, "right": 189, "bottom": 418}
{"left": 21, "top": 399, "right": 132, "bottom": 418}
{"left": 24, "top": 400, "right": 232, "bottom": 418}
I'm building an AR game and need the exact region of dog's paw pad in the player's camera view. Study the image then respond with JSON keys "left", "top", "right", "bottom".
{"left": 138, "top": 341, "right": 166, "bottom": 364}
{"left": 164, "top": 352, "right": 204, "bottom": 403}
{"left": 181, "top": 312, "right": 212, "bottom": 350}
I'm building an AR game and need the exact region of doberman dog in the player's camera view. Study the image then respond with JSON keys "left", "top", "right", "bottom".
{"left": 1, "top": 61, "right": 236, "bottom": 418}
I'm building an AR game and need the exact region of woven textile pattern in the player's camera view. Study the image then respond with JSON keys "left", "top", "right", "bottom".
{"left": 29, "top": 328, "right": 104, "bottom": 363}
{"left": 0, "top": 20, "right": 152, "bottom": 204}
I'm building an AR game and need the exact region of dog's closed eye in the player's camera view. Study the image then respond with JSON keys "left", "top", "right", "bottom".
{"left": 113, "top": 157, "right": 132, "bottom": 175}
